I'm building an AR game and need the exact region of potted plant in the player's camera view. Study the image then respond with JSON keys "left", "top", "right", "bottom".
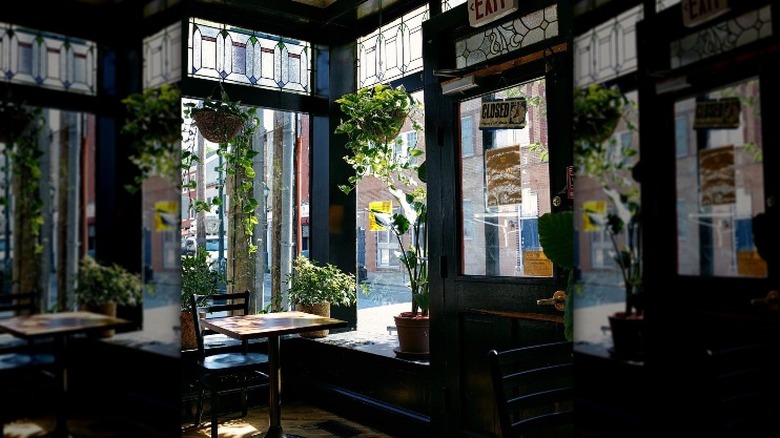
{"left": 573, "top": 83, "right": 643, "bottom": 357}
{"left": 180, "top": 247, "right": 222, "bottom": 350}
{"left": 184, "top": 85, "right": 248, "bottom": 144}
{"left": 74, "top": 255, "right": 143, "bottom": 337}
{"left": 538, "top": 210, "right": 574, "bottom": 342}
{"left": 120, "top": 84, "right": 183, "bottom": 192}
{"left": 335, "top": 83, "right": 429, "bottom": 355}
{"left": 286, "top": 255, "right": 358, "bottom": 338}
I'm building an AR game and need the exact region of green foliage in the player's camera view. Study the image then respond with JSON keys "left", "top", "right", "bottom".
{"left": 74, "top": 255, "right": 143, "bottom": 307}
{"left": 335, "top": 84, "right": 429, "bottom": 316}
{"left": 539, "top": 211, "right": 574, "bottom": 341}
{"left": 183, "top": 88, "right": 261, "bottom": 256}
{"left": 121, "top": 84, "right": 183, "bottom": 192}
{"left": 286, "top": 256, "right": 358, "bottom": 307}
{"left": 181, "top": 248, "right": 223, "bottom": 311}
{"left": 335, "top": 83, "right": 423, "bottom": 194}
{"left": 573, "top": 84, "right": 642, "bottom": 315}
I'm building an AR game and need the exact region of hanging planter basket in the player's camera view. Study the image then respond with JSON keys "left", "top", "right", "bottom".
{"left": 192, "top": 110, "right": 244, "bottom": 144}
{"left": 0, "top": 108, "right": 34, "bottom": 144}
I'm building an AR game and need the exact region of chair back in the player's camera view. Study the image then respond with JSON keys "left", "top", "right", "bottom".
{"left": 487, "top": 341, "right": 574, "bottom": 438}
{"left": 191, "top": 291, "right": 250, "bottom": 355}
{"left": 0, "top": 292, "right": 38, "bottom": 317}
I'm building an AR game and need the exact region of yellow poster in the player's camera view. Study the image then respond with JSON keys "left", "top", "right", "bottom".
{"left": 582, "top": 200, "right": 607, "bottom": 231}
{"left": 485, "top": 145, "right": 522, "bottom": 207}
{"left": 154, "top": 201, "right": 179, "bottom": 231}
{"left": 523, "top": 250, "right": 553, "bottom": 277}
{"left": 368, "top": 200, "right": 392, "bottom": 231}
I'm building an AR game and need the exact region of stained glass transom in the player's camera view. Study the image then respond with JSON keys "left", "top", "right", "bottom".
{"left": 358, "top": 5, "right": 427, "bottom": 88}
{"left": 656, "top": 0, "right": 681, "bottom": 13}
{"left": 574, "top": 5, "right": 641, "bottom": 87}
{"left": 670, "top": 6, "right": 772, "bottom": 69}
{"left": 0, "top": 22, "right": 96, "bottom": 95}
{"left": 443, "top": 0, "right": 467, "bottom": 10}
{"left": 144, "top": 22, "right": 182, "bottom": 89}
{"left": 454, "top": 5, "right": 559, "bottom": 70}
{"left": 188, "top": 17, "right": 311, "bottom": 94}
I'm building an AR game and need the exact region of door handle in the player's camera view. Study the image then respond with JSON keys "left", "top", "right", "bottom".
{"left": 537, "top": 290, "right": 566, "bottom": 312}
{"left": 750, "top": 290, "right": 779, "bottom": 313}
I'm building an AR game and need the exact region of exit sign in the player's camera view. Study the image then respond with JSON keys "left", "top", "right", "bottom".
{"left": 468, "top": 0, "right": 519, "bottom": 28}
{"left": 682, "top": 0, "right": 729, "bottom": 27}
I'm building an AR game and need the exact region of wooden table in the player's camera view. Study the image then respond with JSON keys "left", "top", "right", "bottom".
{"left": 200, "top": 311, "right": 348, "bottom": 438}
{"left": 0, "top": 311, "right": 133, "bottom": 437}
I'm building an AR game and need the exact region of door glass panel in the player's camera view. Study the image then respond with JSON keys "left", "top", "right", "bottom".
{"left": 459, "top": 77, "right": 551, "bottom": 277}
{"left": 675, "top": 77, "right": 766, "bottom": 278}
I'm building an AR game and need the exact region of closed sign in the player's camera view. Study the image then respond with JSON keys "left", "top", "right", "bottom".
{"left": 480, "top": 98, "right": 527, "bottom": 129}
{"left": 468, "top": 0, "right": 519, "bottom": 27}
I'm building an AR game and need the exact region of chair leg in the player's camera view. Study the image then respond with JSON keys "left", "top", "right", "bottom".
{"left": 240, "top": 375, "right": 248, "bottom": 417}
{"left": 196, "top": 384, "right": 206, "bottom": 427}
{"left": 211, "top": 381, "right": 219, "bottom": 438}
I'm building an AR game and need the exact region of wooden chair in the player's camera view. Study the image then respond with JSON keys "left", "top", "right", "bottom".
{"left": 0, "top": 292, "right": 57, "bottom": 434}
{"left": 487, "top": 341, "right": 574, "bottom": 438}
{"left": 190, "top": 292, "right": 270, "bottom": 438}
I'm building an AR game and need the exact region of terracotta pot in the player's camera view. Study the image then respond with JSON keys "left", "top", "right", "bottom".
{"left": 180, "top": 310, "right": 198, "bottom": 350}
{"left": 295, "top": 302, "right": 331, "bottom": 338}
{"left": 394, "top": 312, "right": 430, "bottom": 356}
{"left": 608, "top": 311, "right": 644, "bottom": 360}
{"left": 80, "top": 302, "right": 118, "bottom": 338}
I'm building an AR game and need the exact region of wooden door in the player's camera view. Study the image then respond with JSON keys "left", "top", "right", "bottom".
{"left": 639, "top": 10, "right": 780, "bottom": 434}
{"left": 423, "top": 9, "right": 574, "bottom": 435}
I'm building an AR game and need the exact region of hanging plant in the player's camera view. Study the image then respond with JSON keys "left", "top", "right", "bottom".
{"left": 335, "top": 83, "right": 422, "bottom": 193}
{"left": 185, "top": 85, "right": 247, "bottom": 144}
{"left": 121, "top": 84, "right": 183, "bottom": 192}
{"left": 0, "top": 95, "right": 39, "bottom": 144}
{"left": 183, "top": 88, "right": 260, "bottom": 294}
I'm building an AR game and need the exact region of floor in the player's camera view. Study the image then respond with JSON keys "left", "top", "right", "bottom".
{"left": 181, "top": 400, "right": 398, "bottom": 438}
{"left": 3, "top": 400, "right": 397, "bottom": 438}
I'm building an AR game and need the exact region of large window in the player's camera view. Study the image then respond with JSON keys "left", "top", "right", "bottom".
{"left": 459, "top": 78, "right": 551, "bottom": 277}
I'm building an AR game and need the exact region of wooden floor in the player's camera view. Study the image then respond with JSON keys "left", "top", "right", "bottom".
{"left": 181, "top": 400, "right": 398, "bottom": 438}
{"left": 4, "top": 401, "right": 397, "bottom": 438}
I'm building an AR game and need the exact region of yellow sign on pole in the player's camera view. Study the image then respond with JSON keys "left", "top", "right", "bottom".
{"left": 154, "top": 201, "right": 179, "bottom": 231}
{"left": 582, "top": 200, "right": 607, "bottom": 232}
{"left": 368, "top": 200, "right": 392, "bottom": 231}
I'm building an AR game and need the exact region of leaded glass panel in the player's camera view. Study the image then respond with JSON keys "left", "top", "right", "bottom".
{"left": 188, "top": 17, "right": 311, "bottom": 94}
{"left": 0, "top": 22, "right": 96, "bottom": 95}
{"left": 357, "top": 5, "right": 427, "bottom": 88}
{"left": 670, "top": 6, "right": 773, "bottom": 69}
{"left": 144, "top": 22, "right": 182, "bottom": 89}
{"left": 574, "top": 5, "right": 641, "bottom": 88}
{"left": 454, "top": 5, "right": 559, "bottom": 70}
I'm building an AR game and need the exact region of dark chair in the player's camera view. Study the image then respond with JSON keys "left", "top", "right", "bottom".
{"left": 190, "top": 291, "right": 269, "bottom": 438}
{"left": 487, "top": 341, "right": 574, "bottom": 438}
{"left": 0, "top": 292, "right": 57, "bottom": 435}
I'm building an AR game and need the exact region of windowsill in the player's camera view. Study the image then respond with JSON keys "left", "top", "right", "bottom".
{"left": 573, "top": 302, "right": 644, "bottom": 366}
{"left": 100, "top": 304, "right": 180, "bottom": 359}
{"left": 297, "top": 330, "right": 430, "bottom": 365}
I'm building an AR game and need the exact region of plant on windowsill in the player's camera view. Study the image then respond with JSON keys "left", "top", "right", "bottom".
{"left": 335, "top": 83, "right": 430, "bottom": 356}
{"left": 538, "top": 209, "right": 574, "bottom": 342}
{"left": 74, "top": 255, "right": 143, "bottom": 337}
{"left": 573, "top": 83, "right": 643, "bottom": 358}
{"left": 120, "top": 83, "right": 183, "bottom": 193}
{"left": 180, "top": 247, "right": 223, "bottom": 350}
{"left": 286, "top": 255, "right": 359, "bottom": 338}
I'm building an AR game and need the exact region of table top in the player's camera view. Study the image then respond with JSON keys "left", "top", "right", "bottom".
{"left": 0, "top": 311, "right": 132, "bottom": 339}
{"left": 200, "top": 311, "right": 348, "bottom": 340}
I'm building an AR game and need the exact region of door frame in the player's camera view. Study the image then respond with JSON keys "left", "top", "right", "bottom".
{"left": 423, "top": 2, "right": 574, "bottom": 436}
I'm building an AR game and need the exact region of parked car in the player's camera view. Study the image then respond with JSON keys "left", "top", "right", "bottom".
{"left": 204, "top": 235, "right": 227, "bottom": 273}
